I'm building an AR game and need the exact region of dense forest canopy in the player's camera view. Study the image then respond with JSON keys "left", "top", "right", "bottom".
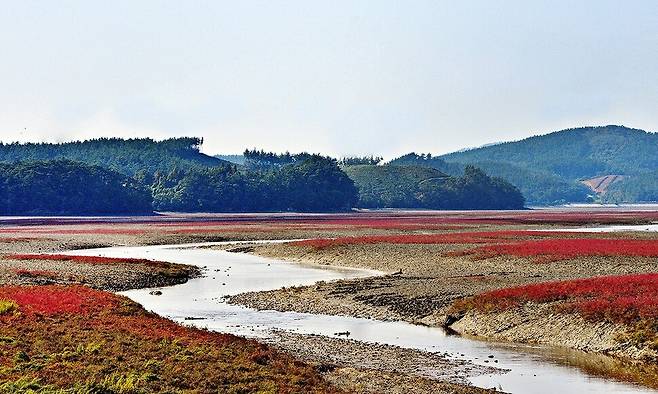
{"left": 152, "top": 154, "right": 358, "bottom": 212}
{"left": 0, "top": 160, "right": 151, "bottom": 215}
{"left": 439, "top": 125, "right": 658, "bottom": 179}
{"left": 389, "top": 153, "right": 590, "bottom": 206}
{"left": 391, "top": 125, "right": 658, "bottom": 205}
{"left": 3, "top": 125, "right": 658, "bottom": 214}
{"left": 344, "top": 164, "right": 524, "bottom": 210}
{"left": 344, "top": 165, "right": 450, "bottom": 208}
{"left": 214, "top": 154, "right": 245, "bottom": 165}
{"left": 388, "top": 153, "right": 463, "bottom": 176}
{"left": 0, "top": 137, "right": 227, "bottom": 175}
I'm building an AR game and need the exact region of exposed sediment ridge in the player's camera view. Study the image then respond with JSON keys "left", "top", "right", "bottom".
{"left": 263, "top": 331, "right": 499, "bottom": 393}
{"left": 448, "top": 303, "right": 657, "bottom": 361}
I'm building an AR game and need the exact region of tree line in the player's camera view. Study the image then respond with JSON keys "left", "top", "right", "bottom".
{"left": 0, "top": 160, "right": 152, "bottom": 215}
{"left": 345, "top": 164, "right": 525, "bottom": 210}
{"left": 0, "top": 139, "right": 527, "bottom": 215}
{"left": 152, "top": 154, "right": 358, "bottom": 212}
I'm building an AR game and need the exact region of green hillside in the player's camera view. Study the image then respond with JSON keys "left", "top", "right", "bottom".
{"left": 344, "top": 164, "right": 524, "bottom": 209}
{"left": 344, "top": 165, "right": 449, "bottom": 208}
{"left": 0, "top": 160, "right": 152, "bottom": 215}
{"left": 439, "top": 125, "right": 658, "bottom": 179}
{"left": 603, "top": 172, "right": 658, "bottom": 203}
{"left": 398, "top": 125, "right": 658, "bottom": 205}
{"left": 389, "top": 153, "right": 589, "bottom": 206}
{"left": 0, "top": 137, "right": 228, "bottom": 176}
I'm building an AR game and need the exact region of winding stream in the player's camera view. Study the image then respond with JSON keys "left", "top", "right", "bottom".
{"left": 67, "top": 240, "right": 657, "bottom": 394}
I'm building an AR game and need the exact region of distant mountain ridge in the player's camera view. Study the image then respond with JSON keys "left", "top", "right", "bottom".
{"left": 439, "top": 125, "right": 658, "bottom": 179}
{"left": 391, "top": 125, "right": 658, "bottom": 205}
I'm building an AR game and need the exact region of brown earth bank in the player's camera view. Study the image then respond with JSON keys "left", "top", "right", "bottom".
{"left": 449, "top": 304, "right": 657, "bottom": 361}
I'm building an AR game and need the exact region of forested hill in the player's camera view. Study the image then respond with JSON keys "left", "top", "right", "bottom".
{"left": 439, "top": 125, "right": 658, "bottom": 180}
{"left": 0, "top": 137, "right": 228, "bottom": 175}
{"left": 0, "top": 160, "right": 152, "bottom": 215}
{"left": 390, "top": 153, "right": 590, "bottom": 206}
{"left": 392, "top": 125, "right": 658, "bottom": 205}
{"left": 344, "top": 164, "right": 524, "bottom": 210}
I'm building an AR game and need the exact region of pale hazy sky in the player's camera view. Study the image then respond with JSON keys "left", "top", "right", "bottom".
{"left": 1, "top": 1, "right": 657, "bottom": 158}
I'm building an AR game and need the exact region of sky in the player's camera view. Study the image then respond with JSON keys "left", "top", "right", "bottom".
{"left": 1, "top": 1, "right": 657, "bottom": 159}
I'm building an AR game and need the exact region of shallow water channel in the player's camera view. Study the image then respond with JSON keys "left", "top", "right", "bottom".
{"left": 67, "top": 241, "right": 656, "bottom": 394}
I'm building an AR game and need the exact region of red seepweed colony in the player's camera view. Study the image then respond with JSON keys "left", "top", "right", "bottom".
{"left": 455, "top": 238, "right": 658, "bottom": 262}
{"left": 457, "top": 273, "right": 658, "bottom": 325}
{"left": 0, "top": 285, "right": 117, "bottom": 316}
{"left": 5, "top": 254, "right": 172, "bottom": 268}
{"left": 292, "top": 230, "right": 574, "bottom": 249}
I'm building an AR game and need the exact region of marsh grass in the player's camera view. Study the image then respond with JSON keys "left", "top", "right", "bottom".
{"left": 0, "top": 299, "right": 18, "bottom": 315}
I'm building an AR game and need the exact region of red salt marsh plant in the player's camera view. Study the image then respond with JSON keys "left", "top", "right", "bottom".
{"left": 12, "top": 269, "right": 59, "bottom": 280}
{"left": 0, "top": 237, "right": 47, "bottom": 243}
{"left": 292, "top": 230, "right": 570, "bottom": 249}
{"left": 0, "top": 285, "right": 340, "bottom": 393}
{"left": 0, "top": 227, "right": 147, "bottom": 235}
{"left": 453, "top": 273, "right": 658, "bottom": 326}
{"left": 456, "top": 238, "right": 658, "bottom": 262}
{"left": 433, "top": 210, "right": 658, "bottom": 225}
{"left": 0, "top": 285, "right": 117, "bottom": 316}
{"left": 5, "top": 254, "right": 172, "bottom": 268}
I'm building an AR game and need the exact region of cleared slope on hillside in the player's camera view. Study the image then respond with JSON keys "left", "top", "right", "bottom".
{"left": 581, "top": 175, "right": 625, "bottom": 194}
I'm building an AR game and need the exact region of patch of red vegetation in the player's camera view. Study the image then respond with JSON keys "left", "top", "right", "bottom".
{"left": 0, "top": 227, "right": 146, "bottom": 235}
{"left": 292, "top": 230, "right": 568, "bottom": 249}
{"left": 460, "top": 274, "right": 658, "bottom": 325}
{"left": 5, "top": 254, "right": 171, "bottom": 268}
{"left": 0, "top": 284, "right": 337, "bottom": 392}
{"left": 42, "top": 228, "right": 147, "bottom": 235}
{"left": 152, "top": 220, "right": 262, "bottom": 227}
{"left": 0, "top": 237, "right": 46, "bottom": 243}
{"left": 289, "top": 218, "right": 476, "bottom": 230}
{"left": 505, "top": 211, "right": 658, "bottom": 225}
{"left": 0, "top": 285, "right": 117, "bottom": 316}
{"left": 154, "top": 218, "right": 472, "bottom": 232}
{"left": 457, "top": 238, "right": 658, "bottom": 262}
{"left": 12, "top": 269, "right": 59, "bottom": 279}
{"left": 163, "top": 227, "right": 272, "bottom": 234}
